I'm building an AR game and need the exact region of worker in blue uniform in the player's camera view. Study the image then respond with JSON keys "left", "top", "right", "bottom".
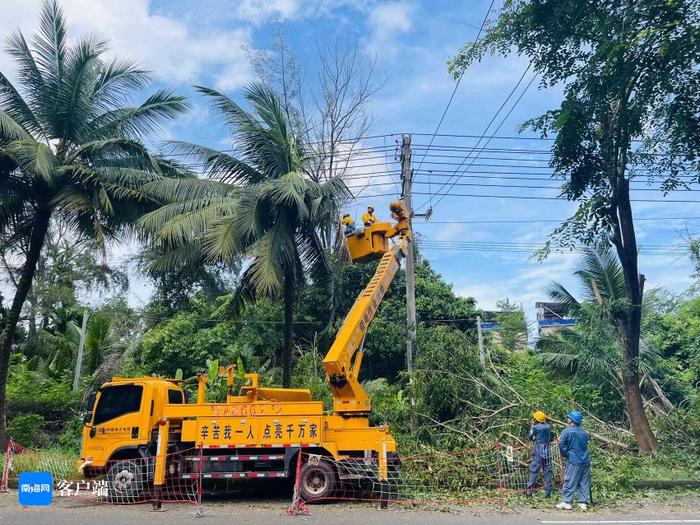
{"left": 527, "top": 410, "right": 553, "bottom": 497}
{"left": 556, "top": 410, "right": 591, "bottom": 510}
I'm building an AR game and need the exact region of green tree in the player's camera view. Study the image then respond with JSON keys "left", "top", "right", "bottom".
{"left": 135, "top": 243, "right": 232, "bottom": 315}
{"left": 141, "top": 83, "right": 349, "bottom": 386}
{"left": 1, "top": 223, "right": 127, "bottom": 339}
{"left": 644, "top": 294, "right": 700, "bottom": 397}
{"left": 451, "top": 0, "right": 700, "bottom": 452}
{"left": 0, "top": 1, "right": 189, "bottom": 445}
{"left": 539, "top": 248, "right": 674, "bottom": 424}
{"left": 494, "top": 298, "right": 527, "bottom": 353}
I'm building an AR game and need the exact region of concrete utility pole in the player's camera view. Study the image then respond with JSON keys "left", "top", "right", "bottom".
{"left": 477, "top": 315, "right": 486, "bottom": 369}
{"left": 73, "top": 309, "right": 89, "bottom": 392}
{"left": 400, "top": 134, "right": 418, "bottom": 432}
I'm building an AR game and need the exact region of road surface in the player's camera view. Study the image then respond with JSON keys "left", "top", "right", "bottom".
{"left": 1, "top": 493, "right": 698, "bottom": 524}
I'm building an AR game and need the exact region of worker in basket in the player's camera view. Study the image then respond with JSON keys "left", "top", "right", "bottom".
{"left": 341, "top": 213, "right": 357, "bottom": 236}
{"left": 527, "top": 410, "right": 553, "bottom": 498}
{"left": 362, "top": 205, "right": 378, "bottom": 227}
{"left": 556, "top": 410, "right": 591, "bottom": 511}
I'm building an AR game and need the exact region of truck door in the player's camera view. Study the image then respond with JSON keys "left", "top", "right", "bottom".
{"left": 87, "top": 384, "right": 147, "bottom": 454}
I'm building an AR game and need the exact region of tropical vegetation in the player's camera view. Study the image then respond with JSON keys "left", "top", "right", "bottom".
{"left": 0, "top": 0, "right": 699, "bottom": 505}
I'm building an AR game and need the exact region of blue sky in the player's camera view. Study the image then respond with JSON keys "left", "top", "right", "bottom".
{"left": 2, "top": 0, "right": 696, "bottom": 331}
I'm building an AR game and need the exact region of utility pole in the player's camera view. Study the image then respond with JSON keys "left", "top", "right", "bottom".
{"left": 400, "top": 134, "right": 418, "bottom": 432}
{"left": 73, "top": 309, "right": 89, "bottom": 392}
{"left": 477, "top": 315, "right": 485, "bottom": 369}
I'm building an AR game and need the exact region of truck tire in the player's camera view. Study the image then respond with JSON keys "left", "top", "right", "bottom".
{"left": 299, "top": 460, "right": 337, "bottom": 501}
{"left": 106, "top": 459, "right": 146, "bottom": 502}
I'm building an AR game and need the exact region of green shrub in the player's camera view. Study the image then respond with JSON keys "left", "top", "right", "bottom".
{"left": 8, "top": 414, "right": 45, "bottom": 448}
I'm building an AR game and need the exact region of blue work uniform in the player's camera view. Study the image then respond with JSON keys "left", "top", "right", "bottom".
{"left": 559, "top": 425, "right": 591, "bottom": 504}
{"left": 527, "top": 423, "right": 553, "bottom": 495}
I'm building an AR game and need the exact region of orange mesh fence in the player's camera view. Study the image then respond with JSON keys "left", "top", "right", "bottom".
{"left": 288, "top": 441, "right": 563, "bottom": 514}
{"left": 3, "top": 438, "right": 562, "bottom": 513}
{"left": 2, "top": 439, "right": 200, "bottom": 506}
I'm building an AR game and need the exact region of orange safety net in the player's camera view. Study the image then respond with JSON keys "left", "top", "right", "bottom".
{"left": 2, "top": 439, "right": 201, "bottom": 506}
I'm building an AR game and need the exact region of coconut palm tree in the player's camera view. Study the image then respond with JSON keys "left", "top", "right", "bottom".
{"left": 141, "top": 83, "right": 350, "bottom": 386}
{"left": 0, "top": 0, "right": 189, "bottom": 445}
{"left": 537, "top": 246, "right": 673, "bottom": 418}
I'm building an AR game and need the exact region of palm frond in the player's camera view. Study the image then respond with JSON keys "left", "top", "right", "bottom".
{"left": 84, "top": 90, "right": 189, "bottom": 141}
{"left": 0, "top": 72, "right": 45, "bottom": 139}
{"left": 140, "top": 177, "right": 235, "bottom": 204}
{"left": 194, "top": 85, "right": 259, "bottom": 133}
{"left": 166, "top": 141, "right": 264, "bottom": 185}
{"left": 197, "top": 83, "right": 302, "bottom": 179}
{"left": 4, "top": 139, "right": 56, "bottom": 182}
{"left": 246, "top": 222, "right": 295, "bottom": 297}
{"left": 33, "top": 0, "right": 68, "bottom": 95}
{"left": 56, "top": 35, "right": 106, "bottom": 141}
{"left": 575, "top": 246, "right": 626, "bottom": 303}
{"left": 224, "top": 265, "right": 258, "bottom": 319}
{"left": 5, "top": 31, "right": 48, "bottom": 125}
{"left": 92, "top": 57, "right": 150, "bottom": 108}
{"left": 0, "top": 111, "right": 32, "bottom": 141}
{"left": 545, "top": 280, "right": 580, "bottom": 314}
{"left": 267, "top": 172, "right": 308, "bottom": 219}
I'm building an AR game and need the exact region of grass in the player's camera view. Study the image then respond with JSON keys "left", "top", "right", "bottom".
{"left": 7, "top": 449, "right": 82, "bottom": 487}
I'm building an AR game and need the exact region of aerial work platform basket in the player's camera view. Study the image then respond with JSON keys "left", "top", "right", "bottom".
{"left": 346, "top": 222, "right": 392, "bottom": 262}
{"left": 345, "top": 200, "right": 411, "bottom": 263}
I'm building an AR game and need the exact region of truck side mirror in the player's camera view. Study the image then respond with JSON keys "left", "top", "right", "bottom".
{"left": 83, "top": 411, "right": 93, "bottom": 424}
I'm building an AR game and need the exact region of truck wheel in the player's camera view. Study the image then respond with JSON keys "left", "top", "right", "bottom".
{"left": 106, "top": 459, "right": 146, "bottom": 502}
{"left": 299, "top": 460, "right": 337, "bottom": 501}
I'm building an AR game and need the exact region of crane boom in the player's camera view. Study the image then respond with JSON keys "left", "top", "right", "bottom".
{"left": 323, "top": 200, "right": 411, "bottom": 416}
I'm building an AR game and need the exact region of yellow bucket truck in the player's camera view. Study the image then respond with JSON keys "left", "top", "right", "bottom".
{"left": 78, "top": 200, "right": 411, "bottom": 501}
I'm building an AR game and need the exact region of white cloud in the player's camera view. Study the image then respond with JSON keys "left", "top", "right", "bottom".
{"left": 0, "top": 0, "right": 253, "bottom": 91}
{"left": 236, "top": 0, "right": 302, "bottom": 25}
{"left": 365, "top": 2, "right": 414, "bottom": 57}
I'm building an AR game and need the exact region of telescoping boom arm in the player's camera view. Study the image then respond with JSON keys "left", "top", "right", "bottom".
{"left": 323, "top": 201, "right": 411, "bottom": 416}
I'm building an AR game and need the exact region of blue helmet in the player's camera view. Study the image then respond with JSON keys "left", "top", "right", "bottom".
{"left": 567, "top": 410, "right": 583, "bottom": 425}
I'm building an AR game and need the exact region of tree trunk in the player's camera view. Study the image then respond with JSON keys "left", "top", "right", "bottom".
{"left": 282, "top": 273, "right": 295, "bottom": 388}
{"left": 613, "top": 181, "right": 658, "bottom": 453}
{"left": 648, "top": 376, "right": 674, "bottom": 413}
{"left": 0, "top": 208, "right": 51, "bottom": 447}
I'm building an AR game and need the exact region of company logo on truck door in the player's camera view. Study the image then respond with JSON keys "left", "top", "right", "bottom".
{"left": 96, "top": 426, "right": 132, "bottom": 434}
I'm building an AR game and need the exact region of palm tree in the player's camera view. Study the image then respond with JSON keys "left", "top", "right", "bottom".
{"left": 141, "top": 83, "right": 350, "bottom": 386}
{"left": 538, "top": 246, "right": 672, "bottom": 422}
{"left": 0, "top": 0, "right": 189, "bottom": 445}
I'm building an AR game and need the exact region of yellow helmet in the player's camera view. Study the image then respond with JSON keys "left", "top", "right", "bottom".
{"left": 533, "top": 411, "right": 546, "bottom": 423}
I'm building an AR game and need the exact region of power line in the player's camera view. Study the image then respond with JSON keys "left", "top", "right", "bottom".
{"left": 419, "top": 241, "right": 688, "bottom": 255}
{"left": 410, "top": 131, "right": 652, "bottom": 144}
{"left": 418, "top": 217, "right": 700, "bottom": 225}
{"left": 414, "top": 0, "right": 496, "bottom": 180}
{"left": 425, "top": 71, "right": 539, "bottom": 211}
{"left": 344, "top": 179, "right": 700, "bottom": 194}
{"left": 410, "top": 191, "right": 700, "bottom": 203}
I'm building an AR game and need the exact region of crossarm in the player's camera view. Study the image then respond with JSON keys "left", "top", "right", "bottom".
{"left": 323, "top": 241, "right": 406, "bottom": 415}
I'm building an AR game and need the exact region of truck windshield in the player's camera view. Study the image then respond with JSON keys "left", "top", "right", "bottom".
{"left": 93, "top": 384, "right": 143, "bottom": 425}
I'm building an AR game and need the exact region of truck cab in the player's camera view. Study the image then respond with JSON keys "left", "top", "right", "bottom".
{"left": 80, "top": 377, "right": 185, "bottom": 475}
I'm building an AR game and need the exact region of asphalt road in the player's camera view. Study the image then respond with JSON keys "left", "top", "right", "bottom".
{"left": 1, "top": 494, "right": 698, "bottom": 525}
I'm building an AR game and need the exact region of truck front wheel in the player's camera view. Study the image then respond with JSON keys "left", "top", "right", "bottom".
{"left": 106, "top": 459, "right": 146, "bottom": 502}
{"left": 299, "top": 460, "right": 337, "bottom": 501}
